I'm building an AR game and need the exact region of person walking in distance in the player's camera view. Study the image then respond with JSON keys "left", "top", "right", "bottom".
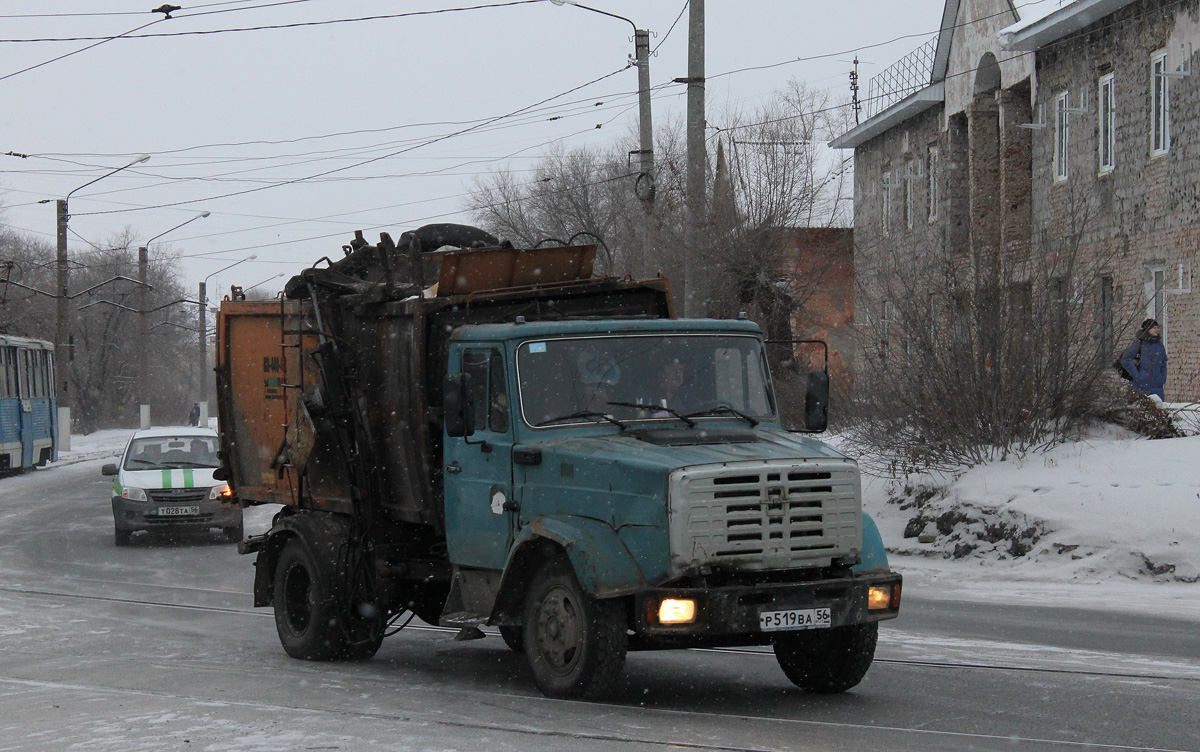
{"left": 188, "top": 402, "right": 201, "bottom": 427}
{"left": 1120, "top": 319, "right": 1168, "bottom": 400}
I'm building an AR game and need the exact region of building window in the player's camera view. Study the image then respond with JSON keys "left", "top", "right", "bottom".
{"left": 1098, "top": 73, "right": 1115, "bottom": 173}
{"left": 904, "top": 159, "right": 914, "bottom": 230}
{"left": 1054, "top": 91, "right": 1070, "bottom": 181}
{"left": 1100, "top": 275, "right": 1114, "bottom": 355}
{"left": 927, "top": 147, "right": 939, "bottom": 221}
{"left": 1146, "top": 265, "right": 1166, "bottom": 341}
{"left": 1152, "top": 50, "right": 1170, "bottom": 156}
{"left": 881, "top": 301, "right": 894, "bottom": 363}
{"left": 882, "top": 169, "right": 892, "bottom": 236}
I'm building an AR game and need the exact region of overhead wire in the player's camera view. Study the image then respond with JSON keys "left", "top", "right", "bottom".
{"left": 0, "top": 1, "right": 549, "bottom": 42}
{"left": 0, "top": 16, "right": 165, "bottom": 83}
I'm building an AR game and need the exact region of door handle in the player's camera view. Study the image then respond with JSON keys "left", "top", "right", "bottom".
{"left": 444, "top": 462, "right": 462, "bottom": 474}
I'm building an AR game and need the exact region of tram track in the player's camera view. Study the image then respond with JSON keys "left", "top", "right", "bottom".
{"left": 2, "top": 581, "right": 1197, "bottom": 686}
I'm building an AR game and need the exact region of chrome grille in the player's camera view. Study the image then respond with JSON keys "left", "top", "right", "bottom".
{"left": 668, "top": 460, "right": 861, "bottom": 572}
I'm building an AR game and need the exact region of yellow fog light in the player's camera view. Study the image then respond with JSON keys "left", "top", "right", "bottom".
{"left": 868, "top": 585, "right": 892, "bottom": 611}
{"left": 658, "top": 598, "right": 697, "bottom": 624}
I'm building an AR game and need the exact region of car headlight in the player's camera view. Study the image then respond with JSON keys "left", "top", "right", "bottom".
{"left": 121, "top": 486, "right": 147, "bottom": 501}
{"left": 209, "top": 483, "right": 233, "bottom": 500}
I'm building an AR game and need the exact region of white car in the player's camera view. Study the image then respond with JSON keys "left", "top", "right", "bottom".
{"left": 102, "top": 427, "right": 242, "bottom": 546}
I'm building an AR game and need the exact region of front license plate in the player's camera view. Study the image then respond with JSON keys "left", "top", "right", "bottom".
{"left": 759, "top": 607, "right": 832, "bottom": 632}
{"left": 158, "top": 505, "right": 200, "bottom": 516}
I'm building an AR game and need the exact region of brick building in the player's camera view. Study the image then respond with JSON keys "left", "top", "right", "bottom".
{"left": 833, "top": 0, "right": 1200, "bottom": 401}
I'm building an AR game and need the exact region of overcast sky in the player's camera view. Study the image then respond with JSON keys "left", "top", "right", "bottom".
{"left": 0, "top": 1, "right": 959, "bottom": 295}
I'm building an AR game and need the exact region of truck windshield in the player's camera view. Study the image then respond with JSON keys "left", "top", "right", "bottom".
{"left": 516, "top": 334, "right": 775, "bottom": 428}
{"left": 124, "top": 436, "right": 220, "bottom": 470}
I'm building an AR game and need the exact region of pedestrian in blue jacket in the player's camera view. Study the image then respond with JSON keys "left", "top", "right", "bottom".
{"left": 1120, "top": 318, "right": 1168, "bottom": 400}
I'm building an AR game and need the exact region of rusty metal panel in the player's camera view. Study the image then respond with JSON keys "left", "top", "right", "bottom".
{"left": 435, "top": 245, "right": 596, "bottom": 296}
{"left": 216, "top": 300, "right": 299, "bottom": 507}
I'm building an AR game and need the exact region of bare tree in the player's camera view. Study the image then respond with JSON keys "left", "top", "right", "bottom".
{"left": 1, "top": 227, "right": 197, "bottom": 431}
{"left": 845, "top": 192, "right": 1135, "bottom": 472}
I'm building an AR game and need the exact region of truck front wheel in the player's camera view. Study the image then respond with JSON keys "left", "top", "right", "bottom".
{"left": 773, "top": 622, "right": 878, "bottom": 693}
{"left": 273, "top": 538, "right": 349, "bottom": 661}
{"left": 522, "top": 559, "right": 627, "bottom": 700}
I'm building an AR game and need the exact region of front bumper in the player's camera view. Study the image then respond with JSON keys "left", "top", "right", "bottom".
{"left": 631, "top": 571, "right": 901, "bottom": 648}
{"left": 111, "top": 496, "right": 241, "bottom": 532}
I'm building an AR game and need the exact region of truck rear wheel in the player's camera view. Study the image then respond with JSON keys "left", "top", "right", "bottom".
{"left": 522, "top": 558, "right": 626, "bottom": 700}
{"left": 773, "top": 622, "right": 878, "bottom": 693}
{"left": 273, "top": 538, "right": 349, "bottom": 661}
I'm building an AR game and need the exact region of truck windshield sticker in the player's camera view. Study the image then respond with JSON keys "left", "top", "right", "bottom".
{"left": 528, "top": 342, "right": 547, "bottom": 354}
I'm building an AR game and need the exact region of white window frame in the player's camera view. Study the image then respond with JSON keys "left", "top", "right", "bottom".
{"left": 882, "top": 169, "right": 892, "bottom": 237}
{"left": 1054, "top": 91, "right": 1070, "bottom": 182}
{"left": 1146, "top": 264, "right": 1167, "bottom": 343}
{"left": 927, "top": 146, "right": 939, "bottom": 222}
{"left": 1151, "top": 49, "right": 1170, "bottom": 157}
{"left": 904, "top": 159, "right": 914, "bottom": 230}
{"left": 1098, "top": 73, "right": 1115, "bottom": 174}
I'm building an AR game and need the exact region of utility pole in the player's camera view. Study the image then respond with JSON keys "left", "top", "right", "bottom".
{"left": 138, "top": 246, "right": 149, "bottom": 424}
{"left": 684, "top": 0, "right": 706, "bottom": 317}
{"left": 634, "top": 27, "right": 655, "bottom": 276}
{"left": 55, "top": 199, "right": 70, "bottom": 410}
{"left": 198, "top": 280, "right": 207, "bottom": 409}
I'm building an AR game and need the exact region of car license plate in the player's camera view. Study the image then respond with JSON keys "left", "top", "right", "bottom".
{"left": 759, "top": 607, "right": 832, "bottom": 632}
{"left": 158, "top": 505, "right": 200, "bottom": 516}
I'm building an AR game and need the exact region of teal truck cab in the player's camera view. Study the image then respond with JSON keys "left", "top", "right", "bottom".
{"left": 217, "top": 224, "right": 900, "bottom": 700}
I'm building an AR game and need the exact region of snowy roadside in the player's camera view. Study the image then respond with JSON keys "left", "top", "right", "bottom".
{"left": 856, "top": 425, "right": 1200, "bottom": 619}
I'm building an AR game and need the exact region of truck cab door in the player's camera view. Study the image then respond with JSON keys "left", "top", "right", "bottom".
{"left": 444, "top": 347, "right": 515, "bottom": 571}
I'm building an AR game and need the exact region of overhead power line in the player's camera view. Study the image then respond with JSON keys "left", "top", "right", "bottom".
{"left": 0, "top": 1, "right": 547, "bottom": 43}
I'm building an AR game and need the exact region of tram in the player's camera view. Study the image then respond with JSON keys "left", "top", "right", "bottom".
{"left": 0, "top": 335, "right": 57, "bottom": 472}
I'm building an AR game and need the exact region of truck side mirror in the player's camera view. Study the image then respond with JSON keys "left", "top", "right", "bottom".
{"left": 805, "top": 370, "right": 829, "bottom": 433}
{"left": 101, "top": 463, "right": 118, "bottom": 476}
{"left": 444, "top": 372, "right": 475, "bottom": 438}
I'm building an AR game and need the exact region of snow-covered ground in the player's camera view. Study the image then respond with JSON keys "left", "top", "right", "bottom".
{"left": 49, "top": 423, "right": 1200, "bottom": 620}
{"left": 860, "top": 424, "right": 1200, "bottom": 619}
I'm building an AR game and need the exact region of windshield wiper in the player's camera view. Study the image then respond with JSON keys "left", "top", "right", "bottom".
{"left": 534, "top": 410, "right": 629, "bottom": 430}
{"left": 683, "top": 404, "right": 760, "bottom": 427}
{"left": 169, "top": 461, "right": 218, "bottom": 469}
{"left": 605, "top": 401, "right": 696, "bottom": 428}
{"left": 126, "top": 459, "right": 164, "bottom": 469}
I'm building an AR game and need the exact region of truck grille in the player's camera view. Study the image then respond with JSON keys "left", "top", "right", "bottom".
{"left": 668, "top": 460, "right": 861, "bottom": 573}
{"left": 147, "top": 488, "right": 208, "bottom": 504}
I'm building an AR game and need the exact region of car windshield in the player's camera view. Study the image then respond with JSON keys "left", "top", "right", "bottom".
{"left": 516, "top": 334, "right": 775, "bottom": 428}
{"left": 124, "top": 435, "right": 220, "bottom": 470}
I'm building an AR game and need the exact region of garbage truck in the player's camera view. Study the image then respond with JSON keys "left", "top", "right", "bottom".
{"left": 215, "top": 223, "right": 901, "bottom": 700}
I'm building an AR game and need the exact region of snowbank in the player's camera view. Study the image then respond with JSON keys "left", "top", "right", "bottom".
{"left": 863, "top": 426, "right": 1200, "bottom": 587}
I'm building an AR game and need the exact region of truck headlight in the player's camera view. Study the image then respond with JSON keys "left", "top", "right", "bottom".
{"left": 658, "top": 598, "right": 697, "bottom": 624}
{"left": 209, "top": 483, "right": 233, "bottom": 500}
{"left": 868, "top": 584, "right": 900, "bottom": 610}
{"left": 121, "top": 486, "right": 147, "bottom": 501}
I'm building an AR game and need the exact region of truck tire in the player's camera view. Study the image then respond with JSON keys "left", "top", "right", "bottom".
{"left": 522, "top": 558, "right": 626, "bottom": 700}
{"left": 273, "top": 537, "right": 348, "bottom": 661}
{"left": 499, "top": 625, "right": 524, "bottom": 653}
{"left": 773, "top": 622, "right": 878, "bottom": 693}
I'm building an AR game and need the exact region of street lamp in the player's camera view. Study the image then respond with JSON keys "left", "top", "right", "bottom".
{"left": 137, "top": 211, "right": 210, "bottom": 411}
{"left": 198, "top": 255, "right": 257, "bottom": 409}
{"left": 549, "top": 0, "right": 654, "bottom": 274}
{"left": 43, "top": 154, "right": 150, "bottom": 414}
{"left": 243, "top": 272, "right": 286, "bottom": 294}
